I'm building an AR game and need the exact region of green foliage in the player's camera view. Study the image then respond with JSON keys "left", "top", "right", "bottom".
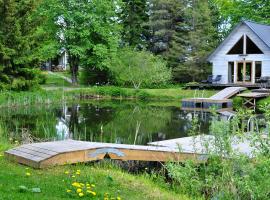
{"left": 166, "top": 108, "right": 270, "bottom": 199}
{"left": 213, "top": 0, "right": 270, "bottom": 36}
{"left": 44, "top": 0, "right": 122, "bottom": 84}
{"left": 146, "top": 0, "right": 217, "bottom": 82}
{"left": 111, "top": 47, "right": 171, "bottom": 89}
{"left": 136, "top": 91, "right": 151, "bottom": 101}
{"left": 121, "top": 0, "right": 149, "bottom": 48}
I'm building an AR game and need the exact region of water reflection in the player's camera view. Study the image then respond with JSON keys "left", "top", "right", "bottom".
{"left": 1, "top": 100, "right": 213, "bottom": 145}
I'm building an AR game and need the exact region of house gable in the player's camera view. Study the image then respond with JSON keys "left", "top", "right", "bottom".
{"left": 208, "top": 21, "right": 270, "bottom": 62}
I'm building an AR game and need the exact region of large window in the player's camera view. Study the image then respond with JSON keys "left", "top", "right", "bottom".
{"left": 227, "top": 36, "right": 244, "bottom": 54}
{"left": 227, "top": 35, "right": 263, "bottom": 55}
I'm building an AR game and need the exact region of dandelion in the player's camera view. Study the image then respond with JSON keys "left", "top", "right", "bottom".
{"left": 72, "top": 182, "right": 81, "bottom": 188}
{"left": 76, "top": 188, "right": 82, "bottom": 193}
{"left": 66, "top": 189, "right": 72, "bottom": 193}
{"left": 78, "top": 192, "right": 84, "bottom": 197}
{"left": 91, "top": 184, "right": 95, "bottom": 187}
{"left": 117, "top": 197, "right": 121, "bottom": 200}
{"left": 0, "top": 154, "right": 3, "bottom": 157}
{"left": 64, "top": 171, "right": 69, "bottom": 174}
{"left": 87, "top": 190, "right": 96, "bottom": 196}
{"left": 72, "top": 175, "right": 76, "bottom": 178}
{"left": 25, "top": 172, "right": 31, "bottom": 176}
{"left": 76, "top": 171, "right": 80, "bottom": 175}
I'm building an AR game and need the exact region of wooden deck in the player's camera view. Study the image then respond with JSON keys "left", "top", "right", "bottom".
{"left": 237, "top": 92, "right": 270, "bottom": 110}
{"left": 5, "top": 140, "right": 205, "bottom": 168}
{"left": 181, "top": 87, "right": 246, "bottom": 111}
{"left": 148, "top": 135, "right": 255, "bottom": 157}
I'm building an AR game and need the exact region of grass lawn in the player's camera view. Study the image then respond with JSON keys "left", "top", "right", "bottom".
{"left": 0, "top": 144, "right": 190, "bottom": 200}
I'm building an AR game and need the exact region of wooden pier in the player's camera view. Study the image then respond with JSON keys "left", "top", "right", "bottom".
{"left": 182, "top": 87, "right": 246, "bottom": 111}
{"left": 5, "top": 140, "right": 205, "bottom": 168}
{"left": 237, "top": 92, "right": 270, "bottom": 110}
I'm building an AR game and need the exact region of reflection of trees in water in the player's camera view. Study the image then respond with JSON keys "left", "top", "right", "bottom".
{"left": 0, "top": 102, "right": 213, "bottom": 144}
{"left": 102, "top": 105, "right": 172, "bottom": 145}
{"left": 0, "top": 106, "right": 58, "bottom": 141}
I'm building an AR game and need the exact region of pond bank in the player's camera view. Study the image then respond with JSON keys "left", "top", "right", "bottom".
{"left": 0, "top": 143, "right": 189, "bottom": 200}
{"left": 0, "top": 86, "right": 217, "bottom": 108}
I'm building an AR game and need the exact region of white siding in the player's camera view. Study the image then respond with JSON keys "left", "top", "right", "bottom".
{"left": 209, "top": 24, "right": 270, "bottom": 83}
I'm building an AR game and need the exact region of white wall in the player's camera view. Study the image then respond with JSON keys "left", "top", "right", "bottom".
{"left": 209, "top": 23, "right": 270, "bottom": 84}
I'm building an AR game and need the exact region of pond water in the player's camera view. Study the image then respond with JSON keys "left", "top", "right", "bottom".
{"left": 0, "top": 100, "right": 216, "bottom": 145}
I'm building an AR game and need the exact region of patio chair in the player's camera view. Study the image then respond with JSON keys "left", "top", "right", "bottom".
{"left": 212, "top": 75, "right": 222, "bottom": 84}
{"left": 258, "top": 76, "right": 270, "bottom": 88}
{"left": 201, "top": 75, "right": 213, "bottom": 83}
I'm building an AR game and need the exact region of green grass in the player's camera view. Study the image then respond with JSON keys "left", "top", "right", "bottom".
{"left": 43, "top": 72, "right": 72, "bottom": 87}
{"left": 0, "top": 144, "right": 190, "bottom": 200}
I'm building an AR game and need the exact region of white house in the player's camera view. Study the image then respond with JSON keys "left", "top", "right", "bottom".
{"left": 208, "top": 21, "right": 270, "bottom": 84}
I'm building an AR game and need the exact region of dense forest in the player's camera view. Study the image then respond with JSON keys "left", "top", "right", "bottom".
{"left": 0, "top": 0, "right": 270, "bottom": 89}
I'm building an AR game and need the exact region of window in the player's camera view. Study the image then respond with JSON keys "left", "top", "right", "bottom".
{"left": 246, "top": 36, "right": 263, "bottom": 54}
{"left": 227, "top": 35, "right": 264, "bottom": 55}
{"left": 227, "top": 36, "right": 244, "bottom": 54}
{"left": 255, "top": 61, "right": 262, "bottom": 83}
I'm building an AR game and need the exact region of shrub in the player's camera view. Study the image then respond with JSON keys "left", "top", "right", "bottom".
{"left": 136, "top": 91, "right": 151, "bottom": 101}
{"left": 110, "top": 47, "right": 171, "bottom": 89}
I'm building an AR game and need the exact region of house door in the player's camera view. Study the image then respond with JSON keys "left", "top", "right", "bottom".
{"left": 236, "top": 61, "right": 253, "bottom": 83}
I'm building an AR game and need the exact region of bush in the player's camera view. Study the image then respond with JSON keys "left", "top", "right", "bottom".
{"left": 110, "top": 47, "right": 171, "bottom": 89}
{"left": 136, "top": 91, "right": 151, "bottom": 100}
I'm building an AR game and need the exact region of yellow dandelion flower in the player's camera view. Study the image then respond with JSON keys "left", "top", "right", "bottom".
{"left": 92, "top": 191, "right": 96, "bottom": 196}
{"left": 104, "top": 198, "right": 109, "bottom": 200}
{"left": 78, "top": 192, "right": 84, "bottom": 197}
{"left": 72, "top": 182, "right": 81, "bottom": 188}
{"left": 25, "top": 172, "right": 31, "bottom": 176}
{"left": 72, "top": 175, "right": 76, "bottom": 178}
{"left": 64, "top": 171, "right": 69, "bottom": 174}
{"left": 86, "top": 183, "right": 90, "bottom": 187}
{"left": 66, "top": 189, "right": 72, "bottom": 193}
{"left": 80, "top": 183, "right": 85, "bottom": 187}
{"left": 117, "top": 197, "right": 121, "bottom": 200}
{"left": 91, "top": 184, "right": 95, "bottom": 187}
{"left": 76, "top": 188, "right": 82, "bottom": 193}
{"left": 76, "top": 171, "right": 80, "bottom": 175}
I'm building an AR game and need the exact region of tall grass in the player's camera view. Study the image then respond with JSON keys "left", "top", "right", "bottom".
{"left": 166, "top": 108, "right": 270, "bottom": 199}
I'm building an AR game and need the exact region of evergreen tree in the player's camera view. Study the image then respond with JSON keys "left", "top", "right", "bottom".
{"left": 174, "top": 0, "right": 217, "bottom": 82}
{"left": 0, "top": 0, "right": 57, "bottom": 89}
{"left": 121, "top": 0, "right": 149, "bottom": 48}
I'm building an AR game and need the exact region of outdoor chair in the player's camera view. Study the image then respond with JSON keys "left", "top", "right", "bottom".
{"left": 258, "top": 76, "right": 270, "bottom": 88}
{"left": 201, "top": 75, "right": 213, "bottom": 83}
{"left": 212, "top": 75, "right": 222, "bottom": 84}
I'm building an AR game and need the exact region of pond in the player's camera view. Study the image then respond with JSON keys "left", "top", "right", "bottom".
{"left": 0, "top": 100, "right": 216, "bottom": 145}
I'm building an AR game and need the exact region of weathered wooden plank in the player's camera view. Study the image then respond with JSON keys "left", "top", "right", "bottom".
{"left": 210, "top": 87, "right": 246, "bottom": 99}
{"left": 237, "top": 92, "right": 269, "bottom": 98}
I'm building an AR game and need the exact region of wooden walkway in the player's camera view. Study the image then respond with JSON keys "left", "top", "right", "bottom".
{"left": 181, "top": 87, "right": 246, "bottom": 111}
{"left": 5, "top": 140, "right": 205, "bottom": 168}
{"left": 237, "top": 92, "right": 270, "bottom": 110}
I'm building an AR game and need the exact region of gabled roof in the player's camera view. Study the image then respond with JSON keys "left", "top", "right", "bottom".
{"left": 208, "top": 20, "right": 270, "bottom": 61}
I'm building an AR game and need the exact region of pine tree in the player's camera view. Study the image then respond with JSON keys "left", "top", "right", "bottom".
{"left": 173, "top": 0, "right": 217, "bottom": 82}
{"left": 0, "top": 0, "right": 57, "bottom": 89}
{"left": 146, "top": 0, "right": 187, "bottom": 69}
{"left": 121, "top": 0, "right": 149, "bottom": 48}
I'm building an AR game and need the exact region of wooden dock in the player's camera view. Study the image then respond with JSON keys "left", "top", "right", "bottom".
{"left": 181, "top": 87, "right": 246, "bottom": 111}
{"left": 237, "top": 92, "right": 270, "bottom": 110}
{"left": 5, "top": 140, "right": 205, "bottom": 168}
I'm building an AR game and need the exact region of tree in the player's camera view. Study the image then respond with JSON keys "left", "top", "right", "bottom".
{"left": 213, "top": 0, "right": 270, "bottom": 36}
{"left": 121, "top": 0, "right": 149, "bottom": 48}
{"left": 0, "top": 0, "right": 57, "bottom": 90}
{"left": 45, "top": 0, "right": 122, "bottom": 85}
{"left": 175, "top": 0, "right": 217, "bottom": 82}
{"left": 111, "top": 47, "right": 171, "bottom": 89}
